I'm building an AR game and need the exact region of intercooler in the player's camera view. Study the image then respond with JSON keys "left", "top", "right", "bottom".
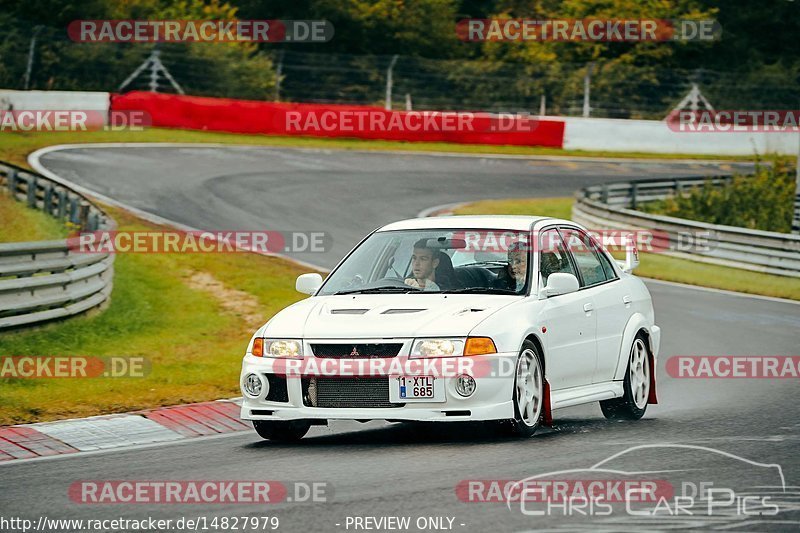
{"left": 302, "top": 377, "right": 403, "bottom": 408}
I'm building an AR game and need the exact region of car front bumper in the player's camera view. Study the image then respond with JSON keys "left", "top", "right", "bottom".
{"left": 239, "top": 353, "right": 518, "bottom": 422}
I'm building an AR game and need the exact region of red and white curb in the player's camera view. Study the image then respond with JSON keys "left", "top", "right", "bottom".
{"left": 0, "top": 398, "right": 249, "bottom": 463}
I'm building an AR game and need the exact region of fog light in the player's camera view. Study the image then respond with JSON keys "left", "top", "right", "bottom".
{"left": 455, "top": 375, "right": 476, "bottom": 397}
{"left": 243, "top": 373, "right": 265, "bottom": 397}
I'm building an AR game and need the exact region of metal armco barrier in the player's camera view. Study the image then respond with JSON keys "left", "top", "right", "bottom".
{"left": 573, "top": 176, "right": 800, "bottom": 278}
{"left": 0, "top": 162, "right": 115, "bottom": 330}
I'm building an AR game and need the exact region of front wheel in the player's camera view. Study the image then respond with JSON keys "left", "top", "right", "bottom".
{"left": 253, "top": 420, "right": 311, "bottom": 442}
{"left": 600, "top": 334, "right": 651, "bottom": 420}
{"left": 504, "top": 341, "right": 545, "bottom": 437}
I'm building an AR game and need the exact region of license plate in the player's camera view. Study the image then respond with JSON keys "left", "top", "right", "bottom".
{"left": 389, "top": 376, "right": 445, "bottom": 402}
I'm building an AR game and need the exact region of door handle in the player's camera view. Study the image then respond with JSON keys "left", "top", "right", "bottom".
{"left": 583, "top": 303, "right": 594, "bottom": 312}
{"left": 623, "top": 295, "right": 632, "bottom": 304}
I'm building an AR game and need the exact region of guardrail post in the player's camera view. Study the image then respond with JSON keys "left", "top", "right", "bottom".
{"left": 69, "top": 197, "right": 79, "bottom": 224}
{"left": 601, "top": 184, "right": 609, "bottom": 204}
{"left": 43, "top": 183, "right": 53, "bottom": 215}
{"left": 674, "top": 179, "right": 682, "bottom": 196}
{"left": 57, "top": 190, "right": 67, "bottom": 219}
{"left": 79, "top": 202, "right": 90, "bottom": 230}
{"left": 27, "top": 175, "right": 38, "bottom": 208}
{"left": 7, "top": 168, "right": 17, "bottom": 197}
{"left": 630, "top": 182, "right": 638, "bottom": 209}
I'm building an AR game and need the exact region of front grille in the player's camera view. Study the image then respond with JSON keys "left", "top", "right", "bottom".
{"left": 310, "top": 343, "right": 403, "bottom": 358}
{"left": 302, "top": 377, "right": 403, "bottom": 408}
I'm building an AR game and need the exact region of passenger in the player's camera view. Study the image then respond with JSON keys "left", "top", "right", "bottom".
{"left": 494, "top": 241, "right": 528, "bottom": 292}
{"left": 405, "top": 239, "right": 442, "bottom": 291}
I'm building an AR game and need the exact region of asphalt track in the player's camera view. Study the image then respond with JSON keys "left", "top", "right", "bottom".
{"left": 2, "top": 146, "right": 799, "bottom": 531}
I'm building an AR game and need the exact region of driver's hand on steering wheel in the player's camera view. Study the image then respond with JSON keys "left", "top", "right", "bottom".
{"left": 404, "top": 278, "right": 422, "bottom": 288}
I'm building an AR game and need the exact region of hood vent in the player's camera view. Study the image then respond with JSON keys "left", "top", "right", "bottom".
{"left": 330, "top": 308, "right": 369, "bottom": 315}
{"left": 382, "top": 308, "right": 425, "bottom": 315}
{"left": 455, "top": 308, "right": 485, "bottom": 315}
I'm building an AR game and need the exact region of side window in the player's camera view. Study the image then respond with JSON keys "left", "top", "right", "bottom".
{"left": 559, "top": 228, "right": 608, "bottom": 287}
{"left": 539, "top": 229, "right": 578, "bottom": 285}
{"left": 597, "top": 248, "right": 619, "bottom": 280}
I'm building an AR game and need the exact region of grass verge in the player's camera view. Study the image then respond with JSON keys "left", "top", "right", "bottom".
{"left": 0, "top": 205, "right": 318, "bottom": 425}
{"left": 0, "top": 192, "right": 70, "bottom": 242}
{"left": 0, "top": 128, "right": 754, "bottom": 169}
{"left": 453, "top": 197, "right": 800, "bottom": 301}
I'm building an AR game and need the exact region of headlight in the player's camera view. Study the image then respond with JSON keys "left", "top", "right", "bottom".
{"left": 263, "top": 339, "right": 303, "bottom": 358}
{"left": 410, "top": 338, "right": 465, "bottom": 358}
{"left": 410, "top": 337, "right": 497, "bottom": 358}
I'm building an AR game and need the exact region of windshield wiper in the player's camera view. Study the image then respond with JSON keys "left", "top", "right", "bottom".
{"left": 442, "top": 287, "right": 520, "bottom": 295}
{"left": 335, "top": 286, "right": 419, "bottom": 295}
{"left": 458, "top": 260, "right": 507, "bottom": 267}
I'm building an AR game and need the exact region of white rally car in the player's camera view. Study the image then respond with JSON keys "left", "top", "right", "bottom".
{"left": 240, "top": 216, "right": 660, "bottom": 441}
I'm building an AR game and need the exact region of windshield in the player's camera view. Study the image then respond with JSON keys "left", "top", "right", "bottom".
{"left": 317, "top": 229, "right": 531, "bottom": 296}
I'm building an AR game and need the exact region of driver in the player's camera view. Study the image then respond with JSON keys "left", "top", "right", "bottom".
{"left": 494, "top": 241, "right": 528, "bottom": 291}
{"left": 405, "top": 239, "right": 441, "bottom": 291}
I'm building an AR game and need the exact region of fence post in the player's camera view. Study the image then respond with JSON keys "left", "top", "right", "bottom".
{"left": 274, "top": 50, "right": 284, "bottom": 102}
{"left": 7, "top": 168, "right": 16, "bottom": 197}
{"left": 69, "top": 197, "right": 79, "bottom": 224}
{"left": 79, "top": 203, "right": 90, "bottom": 230}
{"left": 385, "top": 54, "right": 399, "bottom": 110}
{"left": 27, "top": 175, "right": 37, "bottom": 208}
{"left": 57, "top": 190, "right": 67, "bottom": 219}
{"left": 582, "top": 62, "right": 594, "bottom": 118}
{"left": 43, "top": 183, "right": 53, "bottom": 215}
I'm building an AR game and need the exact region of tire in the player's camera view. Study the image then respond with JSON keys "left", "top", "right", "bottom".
{"left": 600, "top": 333, "right": 651, "bottom": 420}
{"left": 503, "top": 340, "right": 545, "bottom": 437}
{"left": 253, "top": 420, "right": 311, "bottom": 442}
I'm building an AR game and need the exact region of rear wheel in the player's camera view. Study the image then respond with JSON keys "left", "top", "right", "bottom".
{"left": 253, "top": 420, "right": 311, "bottom": 442}
{"left": 504, "top": 341, "right": 544, "bottom": 437}
{"left": 600, "top": 333, "right": 650, "bottom": 420}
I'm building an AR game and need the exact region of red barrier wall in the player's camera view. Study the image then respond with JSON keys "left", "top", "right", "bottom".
{"left": 111, "top": 91, "right": 565, "bottom": 147}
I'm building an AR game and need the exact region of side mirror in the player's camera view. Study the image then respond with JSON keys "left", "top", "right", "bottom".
{"left": 539, "top": 273, "right": 580, "bottom": 298}
{"left": 296, "top": 273, "right": 323, "bottom": 295}
{"left": 622, "top": 234, "right": 639, "bottom": 273}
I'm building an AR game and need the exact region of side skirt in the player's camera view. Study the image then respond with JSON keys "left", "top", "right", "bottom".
{"left": 551, "top": 381, "right": 623, "bottom": 410}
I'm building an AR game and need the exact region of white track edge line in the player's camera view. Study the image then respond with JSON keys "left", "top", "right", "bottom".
{"left": 27, "top": 141, "right": 749, "bottom": 165}
{"left": 28, "top": 145, "right": 330, "bottom": 273}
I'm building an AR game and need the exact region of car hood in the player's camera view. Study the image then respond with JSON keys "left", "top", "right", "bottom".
{"left": 262, "top": 294, "right": 520, "bottom": 339}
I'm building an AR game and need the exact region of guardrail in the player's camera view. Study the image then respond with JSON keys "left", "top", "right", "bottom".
{"left": 0, "top": 162, "right": 115, "bottom": 330}
{"left": 573, "top": 176, "right": 800, "bottom": 278}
